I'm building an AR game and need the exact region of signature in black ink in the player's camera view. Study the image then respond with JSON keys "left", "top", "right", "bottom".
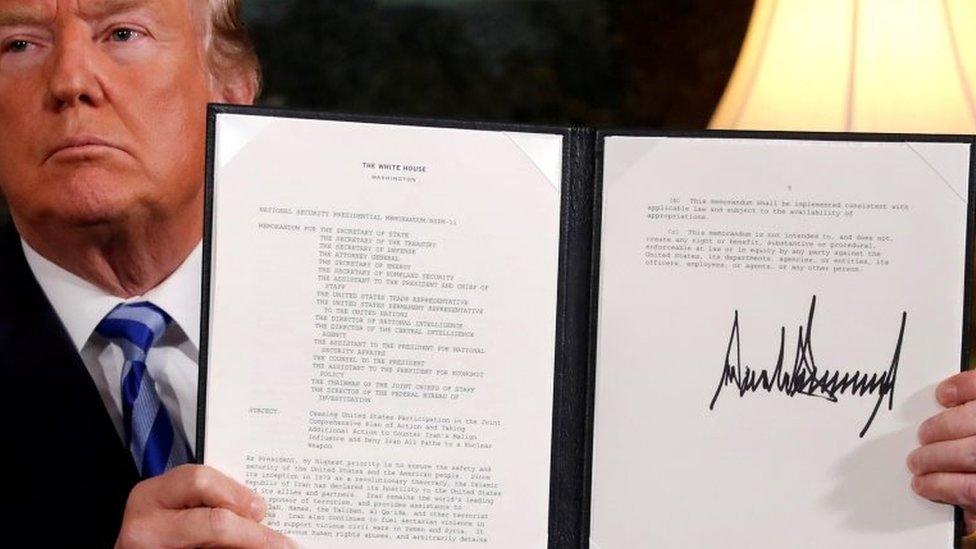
{"left": 708, "top": 296, "right": 906, "bottom": 438}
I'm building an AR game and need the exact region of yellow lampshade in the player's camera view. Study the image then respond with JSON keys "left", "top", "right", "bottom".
{"left": 710, "top": 0, "right": 976, "bottom": 133}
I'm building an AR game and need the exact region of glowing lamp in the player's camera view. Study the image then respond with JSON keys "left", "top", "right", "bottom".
{"left": 710, "top": 0, "right": 976, "bottom": 133}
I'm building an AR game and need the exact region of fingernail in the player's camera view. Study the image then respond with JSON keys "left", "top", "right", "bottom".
{"left": 911, "top": 475, "right": 922, "bottom": 494}
{"left": 938, "top": 383, "right": 958, "bottom": 404}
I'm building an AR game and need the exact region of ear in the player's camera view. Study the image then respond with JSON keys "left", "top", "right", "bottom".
{"left": 210, "top": 69, "right": 258, "bottom": 106}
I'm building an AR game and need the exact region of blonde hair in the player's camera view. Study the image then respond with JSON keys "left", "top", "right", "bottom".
{"left": 206, "top": 0, "right": 262, "bottom": 99}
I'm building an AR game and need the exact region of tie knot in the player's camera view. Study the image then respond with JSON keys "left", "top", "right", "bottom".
{"left": 95, "top": 302, "right": 172, "bottom": 362}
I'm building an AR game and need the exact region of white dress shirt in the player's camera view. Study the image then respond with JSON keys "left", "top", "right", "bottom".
{"left": 22, "top": 240, "right": 201, "bottom": 454}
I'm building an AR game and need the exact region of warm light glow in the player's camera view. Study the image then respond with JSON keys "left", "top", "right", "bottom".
{"left": 710, "top": 0, "right": 976, "bottom": 133}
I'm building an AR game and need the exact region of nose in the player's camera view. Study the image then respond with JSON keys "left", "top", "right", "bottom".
{"left": 46, "top": 25, "right": 105, "bottom": 111}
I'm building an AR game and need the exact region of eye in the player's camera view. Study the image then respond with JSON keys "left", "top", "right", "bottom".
{"left": 5, "top": 39, "right": 31, "bottom": 53}
{"left": 108, "top": 27, "right": 143, "bottom": 43}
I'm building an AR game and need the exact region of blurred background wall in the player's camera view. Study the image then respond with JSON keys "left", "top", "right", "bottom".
{"left": 244, "top": 0, "right": 752, "bottom": 125}
{"left": 0, "top": 0, "right": 754, "bottom": 221}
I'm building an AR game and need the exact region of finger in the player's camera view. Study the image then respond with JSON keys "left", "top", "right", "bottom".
{"left": 168, "top": 507, "right": 297, "bottom": 549}
{"left": 935, "top": 371, "right": 976, "bottom": 407}
{"left": 918, "top": 400, "right": 976, "bottom": 444}
{"left": 908, "top": 436, "right": 976, "bottom": 475}
{"left": 911, "top": 472, "right": 976, "bottom": 508}
{"left": 144, "top": 464, "right": 266, "bottom": 521}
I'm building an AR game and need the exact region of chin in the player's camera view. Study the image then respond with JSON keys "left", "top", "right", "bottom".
{"left": 37, "top": 172, "right": 149, "bottom": 228}
{"left": 44, "top": 198, "right": 139, "bottom": 229}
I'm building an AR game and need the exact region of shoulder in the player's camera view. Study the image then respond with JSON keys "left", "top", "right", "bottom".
{"left": 0, "top": 217, "right": 32, "bottom": 299}
{"left": 0, "top": 218, "right": 47, "bottom": 353}
{"left": 0, "top": 216, "right": 19, "bottom": 255}
{"left": 0, "top": 216, "right": 25, "bottom": 264}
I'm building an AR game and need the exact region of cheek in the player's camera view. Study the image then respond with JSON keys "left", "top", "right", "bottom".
{"left": 154, "top": 115, "right": 207, "bottom": 204}
{"left": 118, "top": 58, "right": 211, "bottom": 200}
{"left": 0, "top": 87, "right": 41, "bottom": 191}
{"left": 151, "top": 91, "right": 209, "bottom": 186}
{"left": 0, "top": 129, "right": 42, "bottom": 212}
{"left": 0, "top": 162, "right": 36, "bottom": 214}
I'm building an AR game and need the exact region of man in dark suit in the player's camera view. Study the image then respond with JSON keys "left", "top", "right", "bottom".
{"left": 0, "top": 0, "right": 293, "bottom": 546}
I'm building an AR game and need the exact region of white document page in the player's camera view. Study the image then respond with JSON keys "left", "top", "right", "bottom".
{"left": 591, "top": 136, "right": 971, "bottom": 548}
{"left": 205, "top": 113, "right": 563, "bottom": 548}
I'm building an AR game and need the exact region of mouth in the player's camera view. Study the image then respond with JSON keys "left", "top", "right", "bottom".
{"left": 45, "top": 136, "right": 128, "bottom": 162}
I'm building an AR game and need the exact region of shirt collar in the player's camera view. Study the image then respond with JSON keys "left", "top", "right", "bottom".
{"left": 21, "top": 239, "right": 203, "bottom": 352}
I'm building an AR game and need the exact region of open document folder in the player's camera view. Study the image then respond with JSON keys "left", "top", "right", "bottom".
{"left": 200, "top": 105, "right": 972, "bottom": 548}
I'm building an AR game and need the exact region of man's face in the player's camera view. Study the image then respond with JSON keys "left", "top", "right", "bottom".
{"left": 0, "top": 0, "right": 214, "bottom": 229}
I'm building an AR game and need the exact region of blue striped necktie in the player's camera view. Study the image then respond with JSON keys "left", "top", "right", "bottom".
{"left": 95, "top": 302, "right": 191, "bottom": 478}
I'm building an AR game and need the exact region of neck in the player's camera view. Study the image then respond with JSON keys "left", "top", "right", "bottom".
{"left": 16, "top": 207, "right": 202, "bottom": 299}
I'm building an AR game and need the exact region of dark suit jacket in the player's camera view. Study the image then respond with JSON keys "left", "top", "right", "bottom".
{"left": 0, "top": 221, "right": 138, "bottom": 547}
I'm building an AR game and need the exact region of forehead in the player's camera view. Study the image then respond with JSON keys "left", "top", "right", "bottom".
{"left": 0, "top": 0, "right": 196, "bottom": 25}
